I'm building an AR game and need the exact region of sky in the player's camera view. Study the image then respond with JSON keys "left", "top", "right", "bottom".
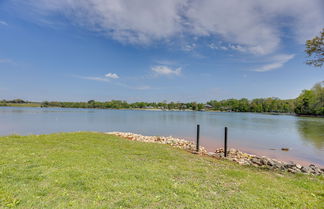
{"left": 0, "top": 0, "right": 324, "bottom": 102}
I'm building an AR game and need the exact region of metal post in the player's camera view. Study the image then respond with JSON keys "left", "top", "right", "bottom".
{"left": 224, "top": 127, "right": 228, "bottom": 157}
{"left": 196, "top": 124, "right": 200, "bottom": 152}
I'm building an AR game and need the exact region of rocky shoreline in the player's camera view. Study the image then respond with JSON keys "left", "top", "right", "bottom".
{"left": 106, "top": 132, "right": 324, "bottom": 176}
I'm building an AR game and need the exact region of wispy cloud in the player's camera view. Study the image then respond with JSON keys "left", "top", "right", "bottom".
{"left": 154, "top": 59, "right": 178, "bottom": 66}
{"left": 0, "top": 58, "right": 12, "bottom": 63}
{"left": 151, "top": 65, "right": 181, "bottom": 76}
{"left": 253, "top": 54, "right": 295, "bottom": 72}
{"left": 182, "top": 43, "right": 196, "bottom": 52}
{"left": 105, "top": 73, "right": 119, "bottom": 79}
{"left": 208, "top": 43, "right": 273, "bottom": 55}
{"left": 76, "top": 74, "right": 151, "bottom": 90}
{"left": 0, "top": 20, "right": 8, "bottom": 26}
{"left": 23, "top": 0, "right": 324, "bottom": 55}
{"left": 78, "top": 76, "right": 110, "bottom": 82}
{"left": 133, "top": 85, "right": 151, "bottom": 90}
{"left": 78, "top": 72, "right": 120, "bottom": 82}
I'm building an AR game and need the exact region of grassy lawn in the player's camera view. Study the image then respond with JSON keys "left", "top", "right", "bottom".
{"left": 0, "top": 132, "right": 323, "bottom": 208}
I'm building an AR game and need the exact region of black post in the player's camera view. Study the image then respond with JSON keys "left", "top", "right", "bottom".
{"left": 196, "top": 124, "right": 200, "bottom": 152}
{"left": 224, "top": 127, "right": 228, "bottom": 157}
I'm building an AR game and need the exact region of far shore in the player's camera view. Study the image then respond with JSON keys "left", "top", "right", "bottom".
{"left": 2, "top": 104, "right": 324, "bottom": 118}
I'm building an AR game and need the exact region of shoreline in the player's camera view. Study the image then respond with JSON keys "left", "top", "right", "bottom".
{"left": 106, "top": 132, "right": 324, "bottom": 176}
{"left": 2, "top": 105, "right": 324, "bottom": 117}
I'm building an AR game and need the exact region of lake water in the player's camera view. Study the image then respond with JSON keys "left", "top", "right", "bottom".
{"left": 1, "top": 107, "right": 323, "bottom": 166}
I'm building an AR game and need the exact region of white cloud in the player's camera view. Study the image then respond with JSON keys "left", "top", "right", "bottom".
{"left": 208, "top": 43, "right": 218, "bottom": 50}
{"left": 151, "top": 66, "right": 181, "bottom": 76}
{"left": 26, "top": 0, "right": 185, "bottom": 44}
{"left": 182, "top": 43, "right": 196, "bottom": 52}
{"left": 0, "top": 20, "right": 8, "bottom": 26}
{"left": 254, "top": 54, "right": 295, "bottom": 72}
{"left": 78, "top": 73, "right": 119, "bottom": 81}
{"left": 105, "top": 73, "right": 119, "bottom": 79}
{"left": 23, "top": 0, "right": 324, "bottom": 55}
{"left": 79, "top": 76, "right": 110, "bottom": 82}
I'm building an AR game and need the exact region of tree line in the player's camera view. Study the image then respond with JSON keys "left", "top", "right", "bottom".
{"left": 1, "top": 82, "right": 323, "bottom": 116}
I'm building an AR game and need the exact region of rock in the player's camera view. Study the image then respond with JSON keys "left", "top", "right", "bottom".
{"left": 106, "top": 132, "right": 324, "bottom": 176}
{"left": 288, "top": 168, "right": 297, "bottom": 174}
{"left": 295, "top": 164, "right": 302, "bottom": 169}
{"left": 301, "top": 166, "right": 312, "bottom": 174}
{"left": 238, "top": 159, "right": 250, "bottom": 166}
{"left": 310, "top": 166, "right": 322, "bottom": 175}
{"left": 284, "top": 163, "right": 296, "bottom": 169}
{"left": 213, "top": 153, "right": 223, "bottom": 158}
{"left": 251, "top": 157, "right": 262, "bottom": 166}
{"left": 260, "top": 158, "right": 268, "bottom": 166}
{"left": 267, "top": 159, "right": 275, "bottom": 167}
{"left": 207, "top": 152, "right": 216, "bottom": 157}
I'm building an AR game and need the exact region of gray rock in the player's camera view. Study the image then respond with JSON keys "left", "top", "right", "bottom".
{"left": 251, "top": 157, "right": 262, "bottom": 166}
{"left": 309, "top": 164, "right": 316, "bottom": 170}
{"left": 207, "top": 152, "right": 216, "bottom": 157}
{"left": 288, "top": 168, "right": 297, "bottom": 174}
{"left": 267, "top": 159, "right": 275, "bottom": 167}
{"left": 295, "top": 164, "right": 302, "bottom": 169}
{"left": 213, "top": 153, "right": 223, "bottom": 158}
{"left": 312, "top": 167, "right": 322, "bottom": 175}
{"left": 260, "top": 158, "right": 268, "bottom": 166}
{"left": 284, "top": 163, "right": 295, "bottom": 169}
{"left": 301, "top": 166, "right": 312, "bottom": 173}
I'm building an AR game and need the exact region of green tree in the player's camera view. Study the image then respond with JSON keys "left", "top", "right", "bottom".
{"left": 305, "top": 28, "right": 324, "bottom": 67}
{"left": 294, "top": 82, "right": 324, "bottom": 115}
{"left": 295, "top": 90, "right": 315, "bottom": 115}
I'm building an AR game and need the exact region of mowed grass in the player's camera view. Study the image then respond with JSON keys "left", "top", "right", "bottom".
{"left": 0, "top": 133, "right": 323, "bottom": 208}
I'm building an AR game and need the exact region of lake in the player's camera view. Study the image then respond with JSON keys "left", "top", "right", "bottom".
{"left": 1, "top": 107, "right": 323, "bottom": 166}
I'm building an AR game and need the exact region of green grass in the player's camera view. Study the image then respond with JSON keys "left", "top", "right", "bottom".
{"left": 0, "top": 132, "right": 323, "bottom": 208}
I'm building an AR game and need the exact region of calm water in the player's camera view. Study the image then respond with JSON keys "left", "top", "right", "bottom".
{"left": 1, "top": 107, "right": 323, "bottom": 166}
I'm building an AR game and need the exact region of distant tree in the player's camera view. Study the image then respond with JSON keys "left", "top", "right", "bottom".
{"left": 238, "top": 98, "right": 249, "bottom": 112}
{"left": 41, "top": 101, "right": 49, "bottom": 107}
{"left": 191, "top": 102, "right": 197, "bottom": 111}
{"left": 305, "top": 28, "right": 324, "bottom": 67}
{"left": 197, "top": 103, "right": 204, "bottom": 111}
{"left": 10, "top": 99, "right": 25, "bottom": 103}
{"left": 295, "top": 82, "right": 324, "bottom": 115}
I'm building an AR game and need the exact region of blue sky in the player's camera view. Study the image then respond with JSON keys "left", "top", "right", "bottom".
{"left": 0, "top": 0, "right": 323, "bottom": 102}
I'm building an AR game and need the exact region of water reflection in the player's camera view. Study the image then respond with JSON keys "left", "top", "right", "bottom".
{"left": 0, "top": 107, "right": 324, "bottom": 165}
{"left": 297, "top": 118, "right": 324, "bottom": 149}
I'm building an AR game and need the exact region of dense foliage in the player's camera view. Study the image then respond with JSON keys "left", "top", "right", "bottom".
{"left": 1, "top": 82, "right": 323, "bottom": 116}
{"left": 305, "top": 28, "right": 324, "bottom": 67}
{"left": 206, "top": 98, "right": 295, "bottom": 113}
{"left": 295, "top": 82, "right": 324, "bottom": 115}
{"left": 40, "top": 100, "right": 206, "bottom": 111}
{"left": 38, "top": 98, "right": 296, "bottom": 113}
{"left": 0, "top": 99, "right": 26, "bottom": 104}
